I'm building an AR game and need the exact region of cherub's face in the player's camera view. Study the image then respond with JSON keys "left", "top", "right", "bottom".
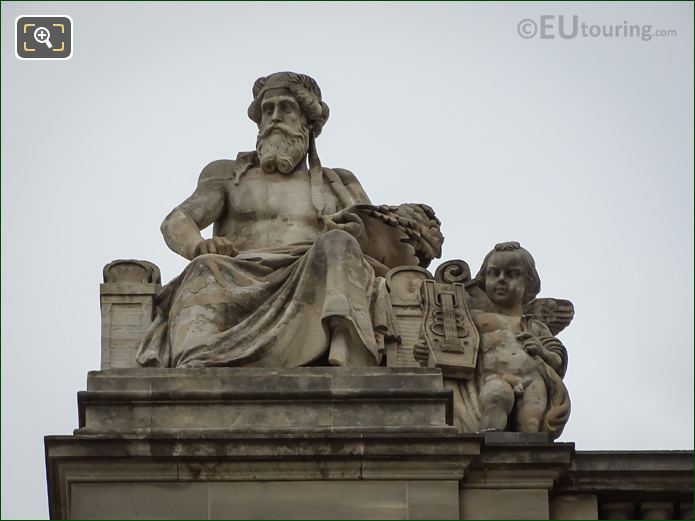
{"left": 484, "top": 251, "right": 526, "bottom": 308}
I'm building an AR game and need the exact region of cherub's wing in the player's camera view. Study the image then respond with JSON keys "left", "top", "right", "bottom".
{"left": 523, "top": 298, "right": 575, "bottom": 335}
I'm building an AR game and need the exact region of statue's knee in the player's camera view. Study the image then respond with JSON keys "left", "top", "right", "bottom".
{"left": 518, "top": 415, "right": 542, "bottom": 433}
{"left": 188, "top": 253, "right": 210, "bottom": 270}
{"left": 185, "top": 254, "right": 225, "bottom": 278}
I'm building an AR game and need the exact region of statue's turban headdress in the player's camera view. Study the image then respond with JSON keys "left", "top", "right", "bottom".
{"left": 247, "top": 72, "right": 330, "bottom": 137}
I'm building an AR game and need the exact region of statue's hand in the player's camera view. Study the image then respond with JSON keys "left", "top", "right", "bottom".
{"left": 412, "top": 338, "right": 429, "bottom": 366}
{"left": 516, "top": 332, "right": 544, "bottom": 357}
{"left": 193, "top": 237, "right": 237, "bottom": 258}
{"left": 323, "top": 208, "right": 365, "bottom": 238}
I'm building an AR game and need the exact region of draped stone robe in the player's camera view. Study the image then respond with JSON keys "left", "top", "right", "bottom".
{"left": 136, "top": 153, "right": 398, "bottom": 368}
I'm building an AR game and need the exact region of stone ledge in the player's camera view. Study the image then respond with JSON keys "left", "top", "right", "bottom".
{"left": 75, "top": 425, "right": 460, "bottom": 436}
{"left": 556, "top": 450, "right": 694, "bottom": 498}
{"left": 462, "top": 434, "right": 575, "bottom": 490}
{"left": 46, "top": 432, "right": 482, "bottom": 459}
{"left": 79, "top": 367, "right": 455, "bottom": 433}
{"left": 45, "top": 432, "right": 483, "bottom": 519}
{"left": 86, "top": 367, "right": 447, "bottom": 391}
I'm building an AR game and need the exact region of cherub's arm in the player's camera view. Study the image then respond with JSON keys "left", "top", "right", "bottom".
{"left": 523, "top": 321, "right": 567, "bottom": 376}
{"left": 161, "top": 163, "right": 230, "bottom": 260}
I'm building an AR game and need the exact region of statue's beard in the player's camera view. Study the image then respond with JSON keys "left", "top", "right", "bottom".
{"left": 256, "top": 123, "right": 310, "bottom": 174}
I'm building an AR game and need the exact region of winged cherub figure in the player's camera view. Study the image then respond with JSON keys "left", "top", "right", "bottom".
{"left": 415, "top": 242, "right": 571, "bottom": 438}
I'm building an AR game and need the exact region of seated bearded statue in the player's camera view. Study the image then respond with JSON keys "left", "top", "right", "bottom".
{"left": 136, "top": 71, "right": 444, "bottom": 369}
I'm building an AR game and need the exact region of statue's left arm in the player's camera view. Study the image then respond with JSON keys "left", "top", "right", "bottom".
{"left": 519, "top": 321, "right": 567, "bottom": 377}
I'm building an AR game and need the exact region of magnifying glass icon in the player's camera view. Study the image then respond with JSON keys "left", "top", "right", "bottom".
{"left": 33, "top": 26, "right": 53, "bottom": 49}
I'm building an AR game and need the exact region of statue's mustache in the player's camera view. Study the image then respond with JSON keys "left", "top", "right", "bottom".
{"left": 259, "top": 123, "right": 306, "bottom": 139}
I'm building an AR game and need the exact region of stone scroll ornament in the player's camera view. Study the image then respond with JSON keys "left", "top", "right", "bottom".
{"left": 414, "top": 244, "right": 573, "bottom": 440}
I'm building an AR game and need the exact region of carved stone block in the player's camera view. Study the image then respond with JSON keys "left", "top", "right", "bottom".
{"left": 549, "top": 494, "right": 598, "bottom": 520}
{"left": 46, "top": 367, "right": 483, "bottom": 519}
{"left": 77, "top": 367, "right": 455, "bottom": 434}
{"left": 100, "top": 260, "right": 161, "bottom": 369}
{"left": 460, "top": 489, "right": 549, "bottom": 520}
{"left": 385, "top": 266, "right": 433, "bottom": 367}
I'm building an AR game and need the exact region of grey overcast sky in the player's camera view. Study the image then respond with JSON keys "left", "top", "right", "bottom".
{"left": 2, "top": 2, "right": 693, "bottom": 518}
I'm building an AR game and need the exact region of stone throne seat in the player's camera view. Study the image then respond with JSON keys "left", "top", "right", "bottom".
{"left": 99, "top": 260, "right": 161, "bottom": 370}
{"left": 98, "top": 258, "right": 475, "bottom": 372}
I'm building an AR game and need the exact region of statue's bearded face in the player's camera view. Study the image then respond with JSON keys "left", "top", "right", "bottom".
{"left": 256, "top": 94, "right": 310, "bottom": 174}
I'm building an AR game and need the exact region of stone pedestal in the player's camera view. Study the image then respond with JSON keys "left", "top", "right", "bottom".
{"left": 46, "top": 368, "right": 480, "bottom": 520}
{"left": 45, "top": 367, "right": 694, "bottom": 520}
{"left": 100, "top": 260, "right": 161, "bottom": 369}
{"left": 459, "top": 432, "right": 574, "bottom": 520}
{"left": 76, "top": 367, "right": 455, "bottom": 435}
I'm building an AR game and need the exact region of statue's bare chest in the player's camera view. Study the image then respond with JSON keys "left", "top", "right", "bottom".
{"left": 227, "top": 169, "right": 338, "bottom": 220}
{"left": 474, "top": 312, "right": 524, "bottom": 352}
{"left": 216, "top": 168, "right": 341, "bottom": 249}
{"left": 473, "top": 311, "right": 540, "bottom": 375}
{"left": 474, "top": 312, "right": 521, "bottom": 335}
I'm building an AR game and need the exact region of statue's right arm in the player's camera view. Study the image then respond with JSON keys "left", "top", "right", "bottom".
{"left": 161, "top": 173, "right": 227, "bottom": 261}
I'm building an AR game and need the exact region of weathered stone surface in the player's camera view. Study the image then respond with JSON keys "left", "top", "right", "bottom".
{"left": 45, "top": 433, "right": 481, "bottom": 519}
{"left": 385, "top": 266, "right": 433, "bottom": 368}
{"left": 45, "top": 421, "right": 695, "bottom": 519}
{"left": 641, "top": 501, "right": 675, "bottom": 520}
{"left": 71, "top": 482, "right": 208, "bottom": 520}
{"left": 483, "top": 431, "right": 550, "bottom": 445}
{"left": 550, "top": 494, "right": 598, "bottom": 520}
{"left": 557, "top": 451, "right": 693, "bottom": 520}
{"left": 461, "top": 432, "right": 574, "bottom": 490}
{"left": 67, "top": 480, "right": 460, "bottom": 520}
{"left": 85, "top": 366, "right": 446, "bottom": 392}
{"left": 76, "top": 368, "right": 454, "bottom": 434}
{"left": 460, "top": 489, "right": 549, "bottom": 520}
{"left": 557, "top": 450, "right": 694, "bottom": 495}
{"left": 419, "top": 279, "right": 479, "bottom": 379}
{"left": 208, "top": 480, "right": 409, "bottom": 520}
{"left": 600, "top": 501, "right": 635, "bottom": 519}
{"left": 209, "top": 480, "right": 458, "bottom": 520}
{"left": 100, "top": 260, "right": 161, "bottom": 369}
{"left": 406, "top": 481, "right": 460, "bottom": 519}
